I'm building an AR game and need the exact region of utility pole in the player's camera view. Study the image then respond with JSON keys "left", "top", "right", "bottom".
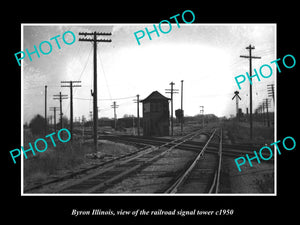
{"left": 262, "top": 101, "right": 265, "bottom": 126}
{"left": 53, "top": 92, "right": 68, "bottom": 129}
{"left": 89, "top": 111, "right": 93, "bottom": 122}
{"left": 49, "top": 115, "right": 52, "bottom": 128}
{"left": 180, "top": 80, "right": 184, "bottom": 135}
{"left": 78, "top": 31, "right": 112, "bottom": 152}
{"left": 232, "top": 91, "right": 241, "bottom": 119}
{"left": 81, "top": 115, "right": 85, "bottom": 142}
{"left": 61, "top": 80, "right": 82, "bottom": 138}
{"left": 240, "top": 44, "right": 261, "bottom": 141}
{"left": 267, "top": 84, "right": 275, "bottom": 104}
{"left": 200, "top": 106, "right": 204, "bottom": 128}
{"left": 132, "top": 115, "right": 135, "bottom": 135}
{"left": 165, "top": 82, "right": 178, "bottom": 136}
{"left": 45, "top": 85, "right": 47, "bottom": 134}
{"left": 133, "top": 94, "right": 141, "bottom": 136}
{"left": 256, "top": 105, "right": 262, "bottom": 123}
{"left": 265, "top": 98, "right": 270, "bottom": 127}
{"left": 111, "top": 101, "right": 119, "bottom": 130}
{"left": 49, "top": 106, "right": 59, "bottom": 132}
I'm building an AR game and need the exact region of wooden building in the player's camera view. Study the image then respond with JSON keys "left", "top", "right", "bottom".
{"left": 141, "top": 91, "right": 169, "bottom": 136}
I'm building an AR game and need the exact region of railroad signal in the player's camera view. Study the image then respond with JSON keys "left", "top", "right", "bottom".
{"left": 232, "top": 91, "right": 241, "bottom": 118}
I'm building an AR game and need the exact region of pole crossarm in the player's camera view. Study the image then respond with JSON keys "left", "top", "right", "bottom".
{"left": 61, "top": 80, "right": 82, "bottom": 83}
{"left": 49, "top": 107, "right": 60, "bottom": 110}
{"left": 240, "top": 55, "right": 261, "bottom": 59}
{"left": 79, "top": 32, "right": 112, "bottom": 36}
{"left": 78, "top": 38, "right": 112, "bottom": 42}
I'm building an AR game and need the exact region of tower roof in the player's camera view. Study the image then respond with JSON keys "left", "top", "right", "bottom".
{"left": 140, "top": 91, "right": 170, "bottom": 102}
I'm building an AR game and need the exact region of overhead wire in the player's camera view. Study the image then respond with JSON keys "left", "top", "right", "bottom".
{"left": 74, "top": 95, "right": 136, "bottom": 101}
{"left": 62, "top": 44, "right": 93, "bottom": 117}
{"left": 97, "top": 49, "right": 113, "bottom": 101}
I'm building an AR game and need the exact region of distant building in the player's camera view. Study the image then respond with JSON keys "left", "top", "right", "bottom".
{"left": 141, "top": 91, "right": 169, "bottom": 136}
{"left": 238, "top": 108, "right": 243, "bottom": 116}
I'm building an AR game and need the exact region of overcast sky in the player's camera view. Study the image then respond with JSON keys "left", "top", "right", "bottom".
{"left": 22, "top": 24, "right": 275, "bottom": 124}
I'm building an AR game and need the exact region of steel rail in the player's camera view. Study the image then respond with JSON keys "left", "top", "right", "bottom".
{"left": 27, "top": 130, "right": 207, "bottom": 193}
{"left": 84, "top": 129, "right": 208, "bottom": 193}
{"left": 164, "top": 129, "right": 217, "bottom": 193}
{"left": 57, "top": 129, "right": 207, "bottom": 193}
{"left": 101, "top": 135, "right": 274, "bottom": 161}
{"left": 208, "top": 128, "right": 223, "bottom": 193}
{"left": 24, "top": 144, "right": 152, "bottom": 193}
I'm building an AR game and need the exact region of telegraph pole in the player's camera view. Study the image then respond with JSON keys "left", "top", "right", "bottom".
{"left": 49, "top": 106, "right": 59, "bottom": 132}
{"left": 262, "top": 101, "right": 265, "bottom": 125}
{"left": 133, "top": 94, "right": 141, "bottom": 136}
{"left": 165, "top": 82, "right": 178, "bottom": 136}
{"left": 200, "top": 106, "right": 204, "bottom": 128}
{"left": 256, "top": 105, "right": 262, "bottom": 123}
{"left": 240, "top": 44, "right": 261, "bottom": 141}
{"left": 265, "top": 98, "right": 270, "bottom": 127}
{"left": 61, "top": 80, "right": 82, "bottom": 138}
{"left": 180, "top": 80, "right": 184, "bottom": 135}
{"left": 78, "top": 31, "right": 112, "bottom": 152}
{"left": 267, "top": 84, "right": 275, "bottom": 104}
{"left": 53, "top": 92, "right": 68, "bottom": 129}
{"left": 45, "top": 85, "right": 47, "bottom": 134}
{"left": 111, "top": 101, "right": 119, "bottom": 130}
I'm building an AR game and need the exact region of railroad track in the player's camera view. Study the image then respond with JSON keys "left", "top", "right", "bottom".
{"left": 163, "top": 128, "right": 222, "bottom": 194}
{"left": 32, "top": 128, "right": 212, "bottom": 193}
{"left": 26, "top": 127, "right": 272, "bottom": 194}
{"left": 24, "top": 144, "right": 152, "bottom": 193}
{"left": 99, "top": 133, "right": 260, "bottom": 158}
{"left": 102, "top": 135, "right": 252, "bottom": 150}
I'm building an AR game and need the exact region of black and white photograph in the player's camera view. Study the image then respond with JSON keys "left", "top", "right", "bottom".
{"left": 21, "top": 24, "right": 276, "bottom": 195}
{"left": 4, "top": 5, "right": 298, "bottom": 224}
